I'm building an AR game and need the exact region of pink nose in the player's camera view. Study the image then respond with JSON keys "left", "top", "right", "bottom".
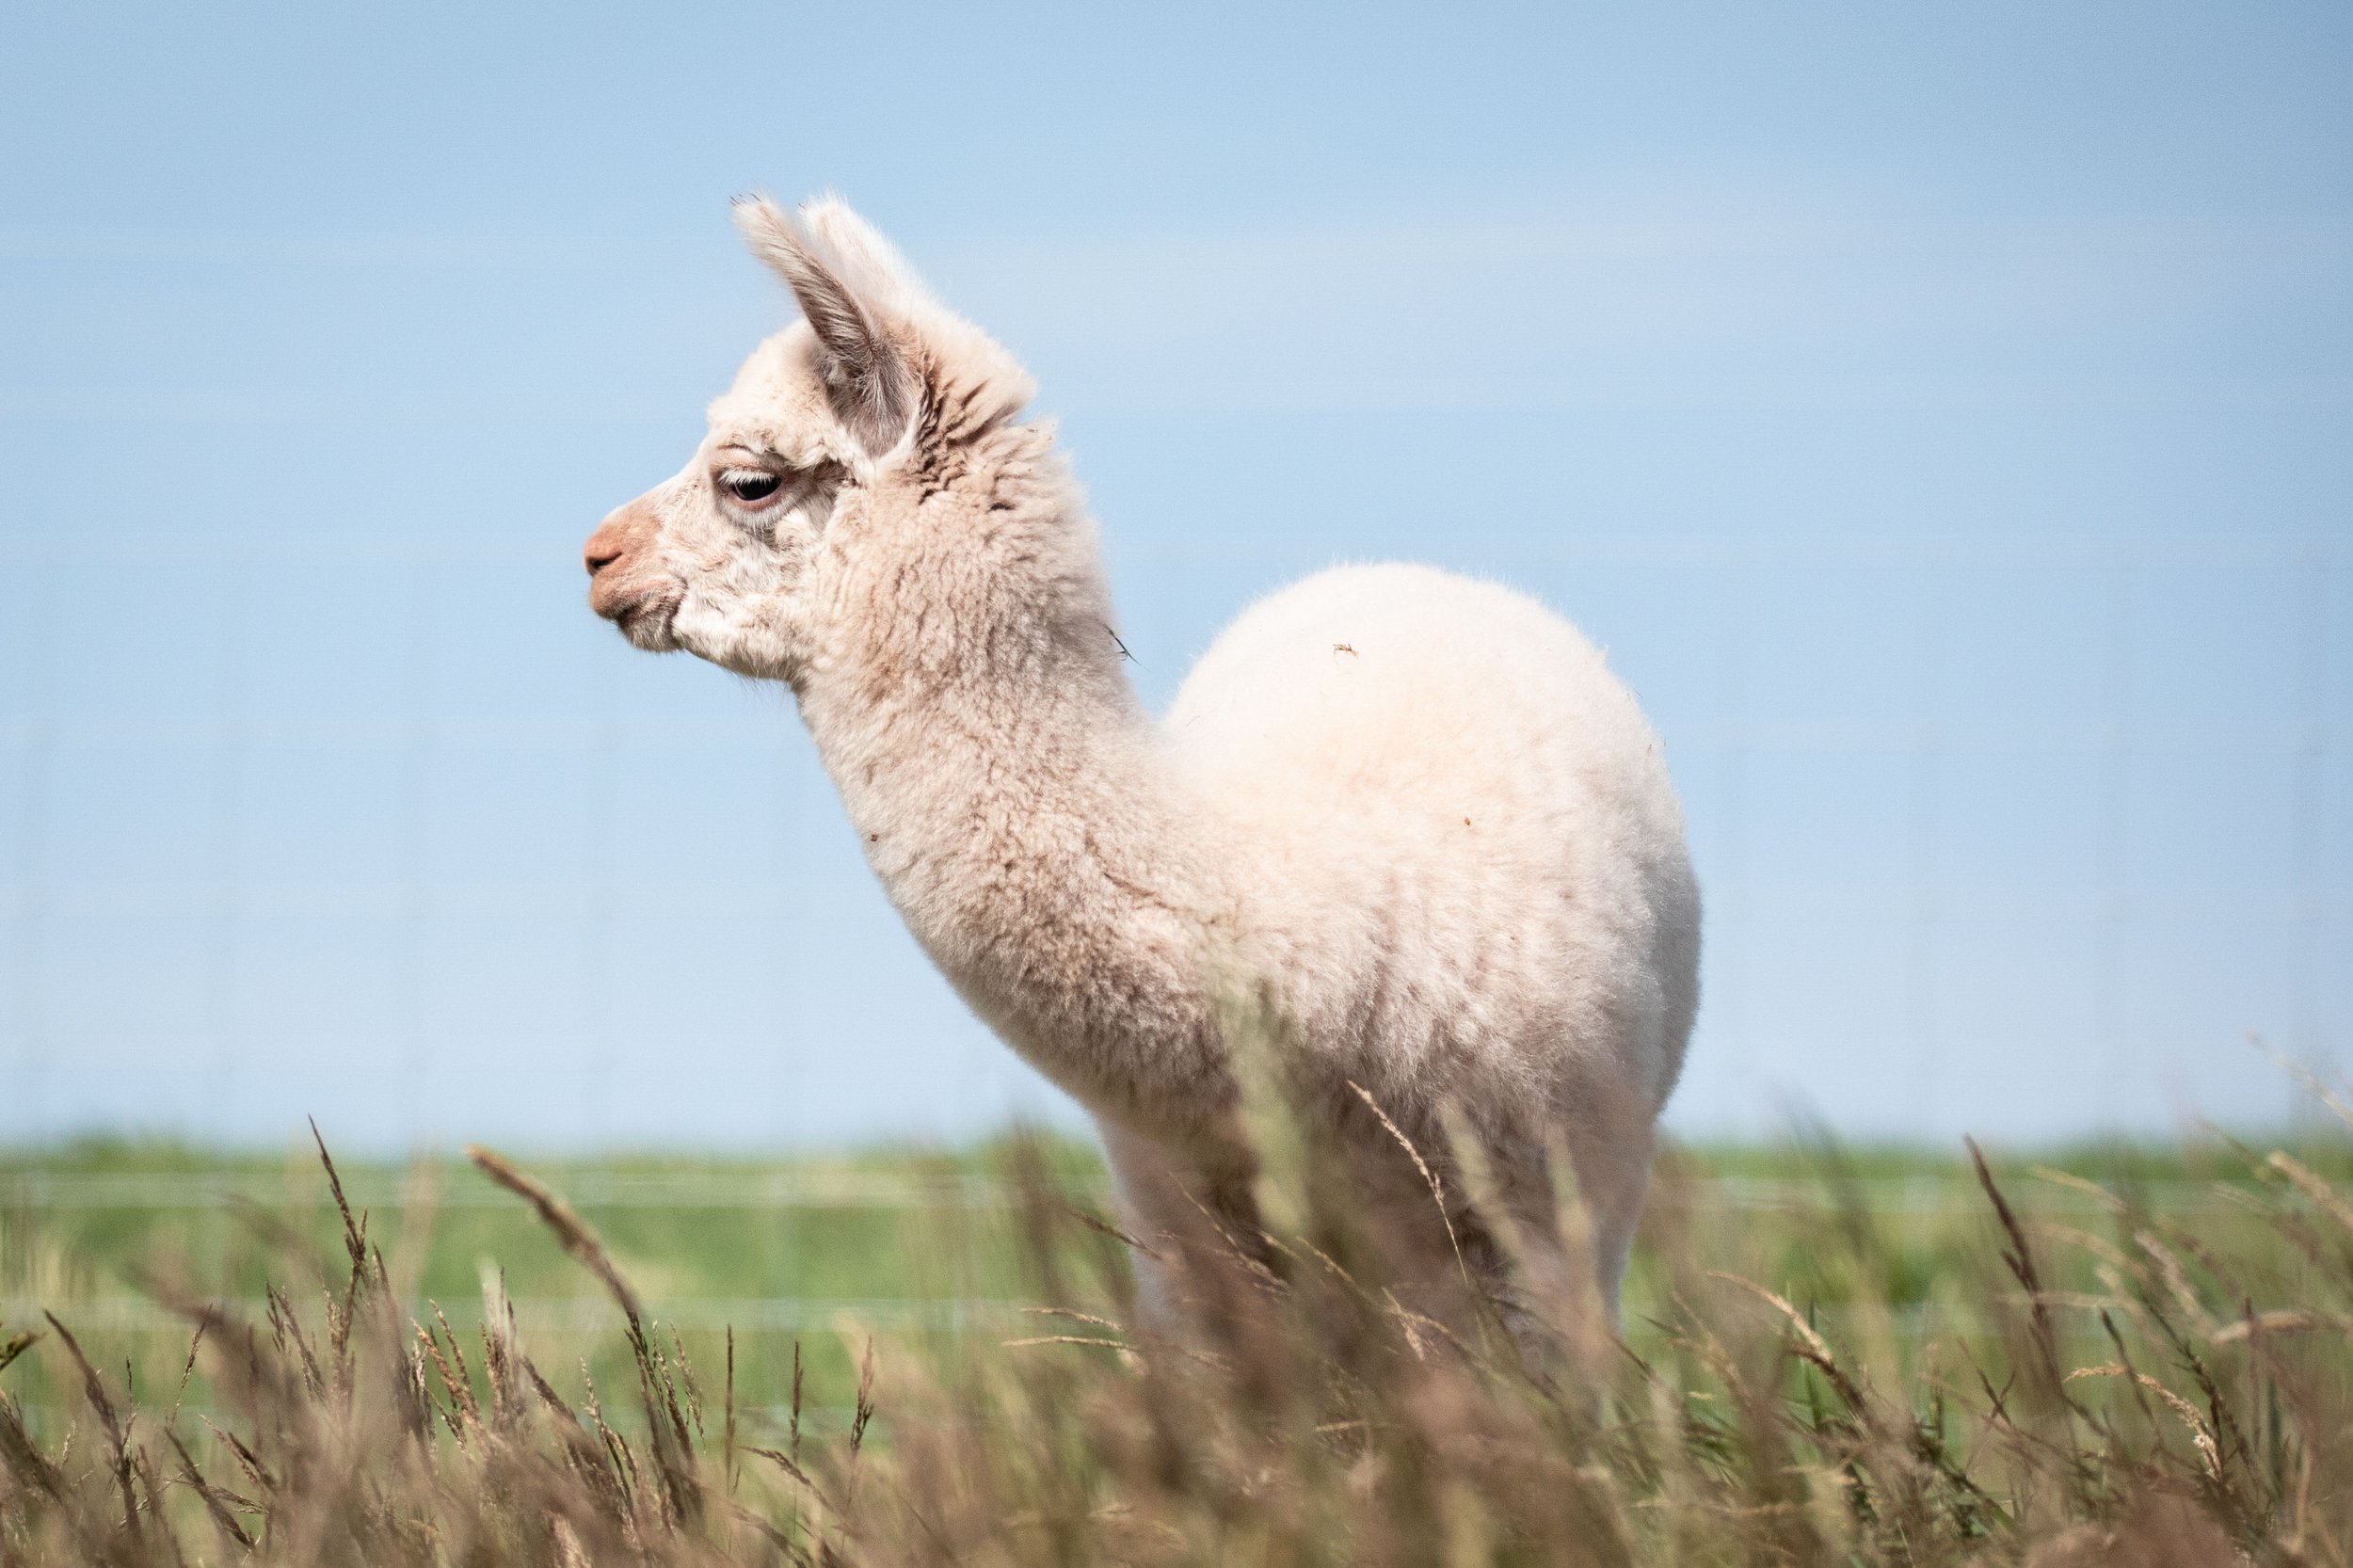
{"left": 584, "top": 519, "right": 631, "bottom": 577}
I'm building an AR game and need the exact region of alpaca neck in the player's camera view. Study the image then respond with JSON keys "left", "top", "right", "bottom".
{"left": 793, "top": 442, "right": 1236, "bottom": 1133}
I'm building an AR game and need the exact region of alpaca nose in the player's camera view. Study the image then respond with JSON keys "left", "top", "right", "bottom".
{"left": 584, "top": 520, "right": 630, "bottom": 578}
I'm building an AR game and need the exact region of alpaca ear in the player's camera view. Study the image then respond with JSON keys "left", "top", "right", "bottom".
{"left": 733, "top": 196, "right": 917, "bottom": 457}
{"left": 795, "top": 197, "right": 934, "bottom": 310}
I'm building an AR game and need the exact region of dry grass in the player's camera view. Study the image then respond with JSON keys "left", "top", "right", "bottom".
{"left": 1, "top": 1112, "right": 2347, "bottom": 1566}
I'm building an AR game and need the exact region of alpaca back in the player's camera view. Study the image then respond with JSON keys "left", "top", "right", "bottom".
{"left": 1163, "top": 563, "right": 1698, "bottom": 1132}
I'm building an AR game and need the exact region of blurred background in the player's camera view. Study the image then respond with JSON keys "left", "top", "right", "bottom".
{"left": 1, "top": 0, "right": 2346, "bottom": 1154}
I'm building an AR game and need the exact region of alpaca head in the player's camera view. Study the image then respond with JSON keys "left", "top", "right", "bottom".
{"left": 583, "top": 197, "right": 1036, "bottom": 682}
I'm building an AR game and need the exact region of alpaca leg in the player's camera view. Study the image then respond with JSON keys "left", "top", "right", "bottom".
{"left": 1095, "top": 1120, "right": 1263, "bottom": 1341}
{"left": 1458, "top": 1131, "right": 1650, "bottom": 1382}
{"left": 1096, "top": 1123, "right": 1185, "bottom": 1328}
{"left": 1572, "top": 1121, "right": 1657, "bottom": 1330}
{"left": 1476, "top": 1120, "right": 1654, "bottom": 1339}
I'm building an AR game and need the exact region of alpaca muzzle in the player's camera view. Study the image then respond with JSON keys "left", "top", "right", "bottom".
{"left": 583, "top": 500, "right": 680, "bottom": 642}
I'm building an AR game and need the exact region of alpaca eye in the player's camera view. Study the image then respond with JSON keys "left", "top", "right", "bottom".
{"left": 719, "top": 469, "right": 783, "bottom": 504}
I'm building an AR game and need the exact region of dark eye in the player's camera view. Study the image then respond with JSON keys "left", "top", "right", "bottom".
{"left": 718, "top": 469, "right": 784, "bottom": 504}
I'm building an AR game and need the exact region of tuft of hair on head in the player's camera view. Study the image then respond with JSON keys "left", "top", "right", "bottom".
{"left": 732, "top": 193, "right": 919, "bottom": 458}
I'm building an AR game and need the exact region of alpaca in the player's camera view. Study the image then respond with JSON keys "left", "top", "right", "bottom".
{"left": 582, "top": 197, "right": 1700, "bottom": 1334}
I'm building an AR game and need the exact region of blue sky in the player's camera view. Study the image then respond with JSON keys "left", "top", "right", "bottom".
{"left": 2, "top": 1, "right": 2348, "bottom": 1150}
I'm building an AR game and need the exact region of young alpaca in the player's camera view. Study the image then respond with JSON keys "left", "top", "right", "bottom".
{"left": 583, "top": 197, "right": 1700, "bottom": 1333}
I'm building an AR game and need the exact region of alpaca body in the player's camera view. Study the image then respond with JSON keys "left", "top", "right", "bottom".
{"left": 582, "top": 196, "right": 1699, "bottom": 1328}
{"left": 1169, "top": 560, "right": 1695, "bottom": 1144}
{"left": 1153, "top": 563, "right": 1697, "bottom": 1307}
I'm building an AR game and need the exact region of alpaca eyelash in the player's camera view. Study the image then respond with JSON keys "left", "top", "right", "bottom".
{"left": 715, "top": 470, "right": 794, "bottom": 515}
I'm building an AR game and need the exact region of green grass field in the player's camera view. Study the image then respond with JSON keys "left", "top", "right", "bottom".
{"left": 3, "top": 1135, "right": 1112, "bottom": 1435}
{"left": 2, "top": 1130, "right": 2329, "bottom": 1425}
{"left": 2, "top": 1126, "right": 2346, "bottom": 1563}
